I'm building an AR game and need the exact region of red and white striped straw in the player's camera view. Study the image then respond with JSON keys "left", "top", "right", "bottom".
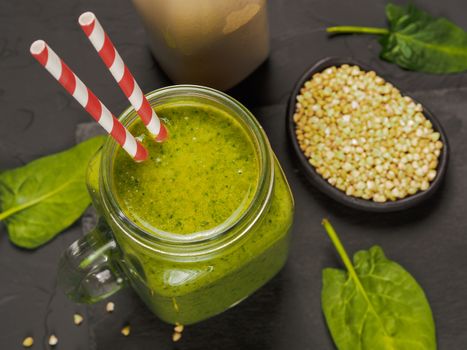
{"left": 30, "top": 40, "right": 148, "bottom": 162}
{"left": 79, "top": 12, "right": 168, "bottom": 142}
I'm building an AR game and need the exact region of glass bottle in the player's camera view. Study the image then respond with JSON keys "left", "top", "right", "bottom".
{"left": 131, "top": 0, "right": 270, "bottom": 90}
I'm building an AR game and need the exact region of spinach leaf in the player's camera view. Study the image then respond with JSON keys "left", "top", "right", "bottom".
{"left": 327, "top": 3, "right": 467, "bottom": 73}
{"left": 0, "top": 136, "right": 105, "bottom": 249}
{"left": 321, "top": 219, "right": 436, "bottom": 350}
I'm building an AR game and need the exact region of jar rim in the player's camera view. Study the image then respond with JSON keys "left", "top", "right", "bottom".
{"left": 99, "top": 85, "right": 274, "bottom": 255}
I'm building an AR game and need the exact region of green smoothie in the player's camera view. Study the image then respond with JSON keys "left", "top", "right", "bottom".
{"left": 109, "top": 100, "right": 294, "bottom": 325}
{"left": 113, "top": 102, "right": 259, "bottom": 234}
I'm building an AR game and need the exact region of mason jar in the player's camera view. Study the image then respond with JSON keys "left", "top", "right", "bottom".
{"left": 58, "top": 85, "right": 294, "bottom": 325}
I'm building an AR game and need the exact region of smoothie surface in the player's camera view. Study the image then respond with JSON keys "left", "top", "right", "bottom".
{"left": 112, "top": 102, "right": 259, "bottom": 235}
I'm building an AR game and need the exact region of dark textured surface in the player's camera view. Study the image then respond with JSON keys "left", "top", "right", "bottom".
{"left": 1, "top": 0, "right": 467, "bottom": 349}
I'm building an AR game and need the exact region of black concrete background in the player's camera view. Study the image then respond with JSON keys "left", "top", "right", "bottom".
{"left": 1, "top": 0, "right": 467, "bottom": 349}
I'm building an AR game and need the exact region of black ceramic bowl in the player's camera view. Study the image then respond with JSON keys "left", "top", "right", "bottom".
{"left": 287, "top": 57, "right": 449, "bottom": 212}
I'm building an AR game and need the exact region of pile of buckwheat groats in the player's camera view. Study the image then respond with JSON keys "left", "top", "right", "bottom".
{"left": 293, "top": 64, "right": 443, "bottom": 203}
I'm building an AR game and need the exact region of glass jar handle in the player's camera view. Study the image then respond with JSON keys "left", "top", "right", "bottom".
{"left": 58, "top": 218, "right": 126, "bottom": 303}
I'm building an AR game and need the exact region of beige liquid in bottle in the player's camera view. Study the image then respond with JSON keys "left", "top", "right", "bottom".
{"left": 132, "top": 0, "right": 269, "bottom": 90}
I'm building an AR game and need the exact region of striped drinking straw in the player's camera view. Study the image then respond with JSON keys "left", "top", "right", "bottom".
{"left": 79, "top": 12, "right": 168, "bottom": 142}
{"left": 30, "top": 40, "right": 148, "bottom": 162}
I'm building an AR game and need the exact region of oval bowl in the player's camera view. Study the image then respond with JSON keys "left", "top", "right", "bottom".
{"left": 286, "top": 56, "right": 449, "bottom": 212}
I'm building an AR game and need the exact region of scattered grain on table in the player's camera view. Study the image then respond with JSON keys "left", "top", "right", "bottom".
{"left": 48, "top": 334, "right": 58, "bottom": 346}
{"left": 172, "top": 322, "right": 184, "bottom": 342}
{"left": 106, "top": 301, "right": 115, "bottom": 313}
{"left": 121, "top": 325, "right": 131, "bottom": 336}
{"left": 172, "top": 332, "right": 182, "bottom": 342}
{"left": 174, "top": 323, "right": 184, "bottom": 333}
{"left": 73, "top": 313, "right": 84, "bottom": 325}
{"left": 22, "top": 337, "right": 34, "bottom": 348}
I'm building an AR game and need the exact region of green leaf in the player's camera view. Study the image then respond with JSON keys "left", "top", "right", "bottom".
{"left": 327, "top": 3, "right": 467, "bottom": 73}
{"left": 0, "top": 136, "right": 105, "bottom": 249}
{"left": 385, "top": 2, "right": 405, "bottom": 24}
{"left": 381, "top": 3, "right": 467, "bottom": 73}
{"left": 321, "top": 220, "right": 436, "bottom": 350}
